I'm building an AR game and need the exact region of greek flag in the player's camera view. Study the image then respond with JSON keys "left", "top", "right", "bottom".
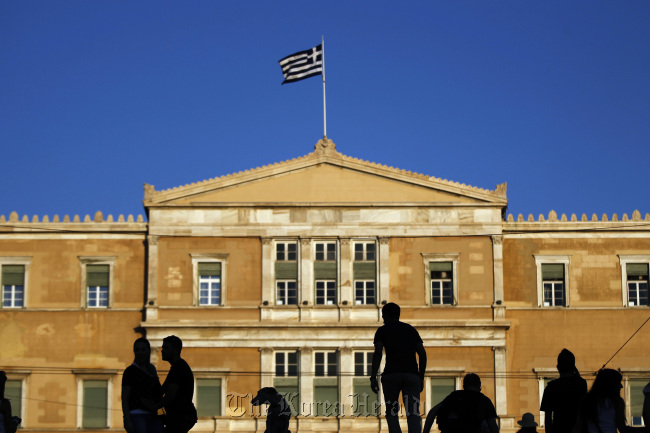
{"left": 279, "top": 44, "right": 323, "bottom": 84}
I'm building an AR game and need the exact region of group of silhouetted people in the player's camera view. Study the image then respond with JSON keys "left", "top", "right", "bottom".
{"left": 89, "top": 301, "right": 650, "bottom": 433}
{"left": 122, "top": 336, "right": 197, "bottom": 433}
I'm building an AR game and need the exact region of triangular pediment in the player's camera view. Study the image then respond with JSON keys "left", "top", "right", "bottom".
{"left": 144, "top": 139, "right": 507, "bottom": 207}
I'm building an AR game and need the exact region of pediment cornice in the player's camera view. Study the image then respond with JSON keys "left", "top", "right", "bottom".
{"left": 143, "top": 138, "right": 507, "bottom": 207}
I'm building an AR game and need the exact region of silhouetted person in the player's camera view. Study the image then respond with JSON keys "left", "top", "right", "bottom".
{"left": 161, "top": 335, "right": 197, "bottom": 433}
{"left": 516, "top": 412, "right": 539, "bottom": 433}
{"left": 0, "top": 371, "right": 21, "bottom": 433}
{"left": 251, "top": 387, "right": 291, "bottom": 433}
{"left": 122, "top": 338, "right": 164, "bottom": 433}
{"left": 436, "top": 373, "right": 499, "bottom": 433}
{"left": 573, "top": 369, "right": 625, "bottom": 433}
{"left": 540, "top": 349, "right": 587, "bottom": 433}
{"left": 371, "top": 302, "right": 427, "bottom": 433}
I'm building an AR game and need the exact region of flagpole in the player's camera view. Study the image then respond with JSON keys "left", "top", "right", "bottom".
{"left": 322, "top": 35, "right": 327, "bottom": 139}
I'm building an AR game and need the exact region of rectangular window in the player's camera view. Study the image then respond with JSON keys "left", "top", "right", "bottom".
{"left": 196, "top": 378, "right": 222, "bottom": 417}
{"left": 86, "top": 265, "right": 109, "bottom": 308}
{"left": 626, "top": 264, "right": 649, "bottom": 307}
{"left": 276, "top": 280, "right": 298, "bottom": 305}
{"left": 274, "top": 351, "right": 299, "bottom": 416}
{"left": 353, "top": 354, "right": 378, "bottom": 417}
{"left": 430, "top": 377, "right": 455, "bottom": 409}
{"left": 82, "top": 380, "right": 108, "bottom": 428}
{"left": 315, "top": 351, "right": 338, "bottom": 377}
{"left": 5, "top": 380, "right": 22, "bottom": 422}
{"left": 355, "top": 281, "right": 376, "bottom": 305}
{"left": 542, "top": 264, "right": 566, "bottom": 307}
{"left": 2, "top": 265, "right": 25, "bottom": 308}
{"left": 314, "top": 351, "right": 338, "bottom": 416}
{"left": 276, "top": 242, "right": 298, "bottom": 261}
{"left": 629, "top": 379, "right": 646, "bottom": 426}
{"left": 198, "top": 262, "right": 222, "bottom": 306}
{"left": 315, "top": 280, "right": 336, "bottom": 305}
{"left": 430, "top": 262, "right": 453, "bottom": 305}
{"left": 354, "top": 243, "right": 376, "bottom": 261}
{"left": 315, "top": 243, "right": 336, "bottom": 261}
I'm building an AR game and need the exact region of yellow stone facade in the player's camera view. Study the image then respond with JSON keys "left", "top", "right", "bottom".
{"left": 1, "top": 139, "right": 648, "bottom": 432}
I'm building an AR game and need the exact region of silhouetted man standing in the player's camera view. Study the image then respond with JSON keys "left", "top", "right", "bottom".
{"left": 371, "top": 303, "right": 427, "bottom": 433}
{"left": 540, "top": 349, "right": 587, "bottom": 433}
{"left": 161, "top": 335, "right": 197, "bottom": 433}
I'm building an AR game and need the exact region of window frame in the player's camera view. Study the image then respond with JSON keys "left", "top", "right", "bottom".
{"left": 276, "top": 241, "right": 299, "bottom": 262}
{"left": 534, "top": 255, "right": 571, "bottom": 308}
{"left": 193, "top": 372, "right": 227, "bottom": 418}
{"left": 618, "top": 255, "right": 650, "bottom": 307}
{"left": 621, "top": 370, "right": 650, "bottom": 427}
{"left": 353, "top": 241, "right": 376, "bottom": 262}
{"left": 354, "top": 280, "right": 376, "bottom": 305}
{"left": 422, "top": 253, "right": 460, "bottom": 306}
{"left": 425, "top": 374, "right": 462, "bottom": 411}
{"left": 74, "top": 371, "right": 115, "bottom": 429}
{"left": 315, "top": 279, "right": 337, "bottom": 305}
{"left": 79, "top": 256, "right": 116, "bottom": 309}
{"left": 276, "top": 280, "right": 298, "bottom": 306}
{"left": 4, "top": 371, "right": 29, "bottom": 428}
{"left": 191, "top": 254, "right": 229, "bottom": 307}
{"left": 1, "top": 257, "right": 31, "bottom": 309}
{"left": 314, "top": 241, "right": 337, "bottom": 262}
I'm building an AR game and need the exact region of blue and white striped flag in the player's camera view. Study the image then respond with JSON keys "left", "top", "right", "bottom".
{"left": 278, "top": 44, "right": 323, "bottom": 84}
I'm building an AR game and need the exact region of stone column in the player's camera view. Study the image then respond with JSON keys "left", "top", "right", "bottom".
{"left": 493, "top": 346, "right": 507, "bottom": 415}
{"left": 491, "top": 235, "right": 505, "bottom": 320}
{"left": 378, "top": 238, "right": 390, "bottom": 306}
{"left": 146, "top": 235, "right": 159, "bottom": 321}
{"left": 299, "top": 347, "right": 314, "bottom": 417}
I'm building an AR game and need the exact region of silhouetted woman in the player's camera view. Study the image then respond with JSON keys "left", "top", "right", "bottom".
{"left": 573, "top": 369, "right": 626, "bottom": 433}
{"left": 0, "top": 371, "right": 20, "bottom": 433}
{"left": 122, "top": 338, "right": 164, "bottom": 433}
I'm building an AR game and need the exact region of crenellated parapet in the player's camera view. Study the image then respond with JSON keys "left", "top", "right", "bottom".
{"left": 0, "top": 211, "right": 147, "bottom": 233}
{"left": 505, "top": 209, "right": 650, "bottom": 231}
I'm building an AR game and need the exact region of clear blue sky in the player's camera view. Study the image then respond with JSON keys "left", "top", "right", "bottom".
{"left": 2, "top": 1, "right": 649, "bottom": 221}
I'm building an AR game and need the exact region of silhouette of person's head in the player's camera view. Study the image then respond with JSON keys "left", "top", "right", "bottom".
{"left": 463, "top": 373, "right": 482, "bottom": 392}
{"left": 162, "top": 335, "right": 183, "bottom": 363}
{"left": 133, "top": 337, "right": 151, "bottom": 365}
{"left": 557, "top": 348, "right": 577, "bottom": 374}
{"left": 382, "top": 303, "right": 400, "bottom": 322}
{"left": 590, "top": 368, "right": 622, "bottom": 399}
{"left": 252, "top": 387, "right": 283, "bottom": 406}
{"left": 0, "top": 370, "right": 6, "bottom": 397}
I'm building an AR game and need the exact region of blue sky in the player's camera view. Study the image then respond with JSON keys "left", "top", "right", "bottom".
{"left": 2, "top": 1, "right": 649, "bottom": 221}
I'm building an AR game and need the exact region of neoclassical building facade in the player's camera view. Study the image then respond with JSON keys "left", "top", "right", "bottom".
{"left": 1, "top": 139, "right": 648, "bottom": 432}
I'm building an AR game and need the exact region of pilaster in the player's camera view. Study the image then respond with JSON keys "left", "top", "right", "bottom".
{"left": 491, "top": 235, "right": 505, "bottom": 320}
{"left": 261, "top": 238, "right": 274, "bottom": 305}
{"left": 299, "top": 347, "right": 314, "bottom": 417}
{"left": 493, "top": 346, "right": 507, "bottom": 415}
{"left": 378, "top": 237, "right": 390, "bottom": 304}
{"left": 339, "top": 346, "right": 354, "bottom": 417}
{"left": 259, "top": 347, "right": 274, "bottom": 388}
{"left": 339, "top": 238, "right": 352, "bottom": 312}
{"left": 300, "top": 238, "right": 314, "bottom": 306}
{"left": 146, "top": 235, "right": 159, "bottom": 321}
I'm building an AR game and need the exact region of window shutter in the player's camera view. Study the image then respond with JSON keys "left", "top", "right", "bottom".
{"left": 542, "top": 264, "right": 564, "bottom": 280}
{"left": 196, "top": 378, "right": 222, "bottom": 417}
{"left": 86, "top": 265, "right": 109, "bottom": 287}
{"left": 275, "top": 262, "right": 298, "bottom": 279}
{"left": 627, "top": 263, "right": 649, "bottom": 277}
{"left": 353, "top": 262, "right": 376, "bottom": 280}
{"left": 430, "top": 262, "right": 452, "bottom": 272}
{"left": 82, "top": 380, "right": 108, "bottom": 428}
{"left": 198, "top": 262, "right": 221, "bottom": 277}
{"left": 2, "top": 265, "right": 25, "bottom": 285}
{"left": 314, "top": 262, "right": 337, "bottom": 279}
